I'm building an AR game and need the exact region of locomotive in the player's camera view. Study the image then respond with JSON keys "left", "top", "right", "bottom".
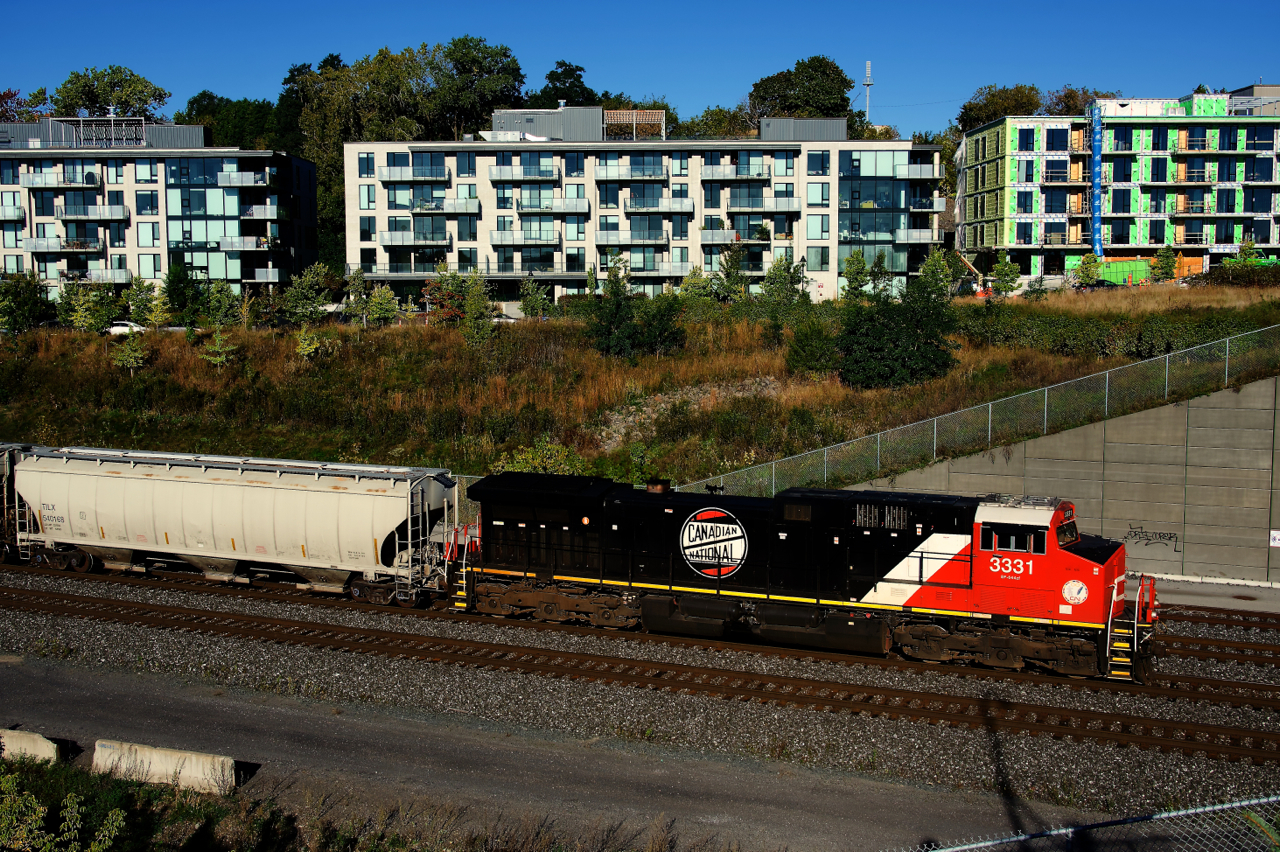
{"left": 0, "top": 444, "right": 1159, "bottom": 682}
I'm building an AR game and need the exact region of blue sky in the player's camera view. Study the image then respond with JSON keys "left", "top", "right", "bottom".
{"left": 2, "top": 0, "right": 1273, "bottom": 137}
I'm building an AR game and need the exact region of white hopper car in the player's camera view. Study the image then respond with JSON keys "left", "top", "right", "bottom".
{"left": 1, "top": 445, "right": 457, "bottom": 604}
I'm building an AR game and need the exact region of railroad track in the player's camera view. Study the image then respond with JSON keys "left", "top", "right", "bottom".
{"left": 2, "top": 584, "right": 1278, "bottom": 766}
{"left": 4, "top": 565, "right": 1280, "bottom": 709}
{"left": 1162, "top": 604, "right": 1280, "bottom": 632}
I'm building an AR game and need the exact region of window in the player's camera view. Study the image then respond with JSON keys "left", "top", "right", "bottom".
{"left": 1218, "top": 188, "right": 1237, "bottom": 213}
{"left": 1150, "top": 191, "right": 1167, "bottom": 213}
{"left": 139, "top": 254, "right": 161, "bottom": 279}
{"left": 105, "top": 160, "right": 124, "bottom": 184}
{"left": 702, "top": 215, "right": 722, "bottom": 231}
{"left": 457, "top": 152, "right": 476, "bottom": 178}
{"left": 1112, "top": 188, "right": 1131, "bottom": 214}
{"left": 598, "top": 215, "right": 618, "bottom": 232}
{"left": 774, "top": 183, "right": 794, "bottom": 198}
{"left": 805, "top": 246, "right": 829, "bottom": 271}
{"left": 358, "top": 153, "right": 375, "bottom": 178}
{"left": 0, "top": 162, "right": 17, "bottom": 185}
{"left": 1150, "top": 219, "right": 1166, "bottom": 244}
{"left": 703, "top": 183, "right": 720, "bottom": 209}
{"left": 981, "top": 524, "right": 1046, "bottom": 554}
{"left": 1016, "top": 160, "right": 1034, "bottom": 182}
{"left": 109, "top": 223, "right": 127, "bottom": 248}
{"left": 806, "top": 182, "right": 829, "bottom": 207}
{"left": 359, "top": 184, "right": 376, "bottom": 210}
{"left": 359, "top": 216, "right": 375, "bottom": 242}
{"left": 1215, "top": 218, "right": 1234, "bottom": 244}
{"left": 1017, "top": 191, "right": 1034, "bottom": 214}
{"left": 1046, "top": 128, "right": 1068, "bottom": 151}
{"left": 566, "top": 184, "right": 585, "bottom": 199}
{"left": 1219, "top": 158, "right": 1237, "bottom": 182}
{"left": 674, "top": 246, "right": 689, "bottom": 264}
{"left": 564, "top": 153, "right": 584, "bottom": 178}
{"left": 138, "top": 222, "right": 159, "bottom": 248}
{"left": 702, "top": 247, "right": 720, "bottom": 272}
{"left": 806, "top": 214, "right": 829, "bottom": 240}
{"left": 1220, "top": 127, "right": 1238, "bottom": 151}
{"left": 34, "top": 192, "right": 55, "bottom": 217}
{"left": 1151, "top": 158, "right": 1168, "bottom": 183}
{"left": 1113, "top": 158, "right": 1132, "bottom": 182}
{"left": 1016, "top": 222, "right": 1033, "bottom": 245}
{"left": 134, "top": 159, "right": 158, "bottom": 183}
{"left": 136, "top": 191, "right": 159, "bottom": 215}
{"left": 1113, "top": 126, "right": 1133, "bottom": 152}
{"left": 672, "top": 183, "right": 688, "bottom": 199}
{"left": 1, "top": 224, "right": 17, "bottom": 249}
{"left": 458, "top": 184, "right": 477, "bottom": 199}
{"left": 106, "top": 190, "right": 123, "bottom": 207}
{"left": 458, "top": 216, "right": 477, "bottom": 241}
{"left": 455, "top": 248, "right": 476, "bottom": 271}
{"left": 495, "top": 183, "right": 513, "bottom": 209}
{"left": 1152, "top": 127, "right": 1169, "bottom": 151}
{"left": 1018, "top": 128, "right": 1035, "bottom": 151}
{"left": 565, "top": 216, "right": 585, "bottom": 241}
{"left": 671, "top": 152, "right": 688, "bottom": 177}
{"left": 1247, "top": 220, "right": 1271, "bottom": 245}
{"left": 806, "top": 151, "right": 829, "bottom": 176}
{"left": 110, "top": 253, "right": 127, "bottom": 270}
{"left": 3, "top": 256, "right": 21, "bottom": 274}
{"left": 1245, "top": 158, "right": 1274, "bottom": 183}
{"left": 1245, "top": 187, "right": 1271, "bottom": 213}
{"left": 566, "top": 247, "right": 586, "bottom": 271}
{"left": 1245, "top": 126, "right": 1275, "bottom": 151}
{"left": 598, "top": 183, "right": 618, "bottom": 209}
{"left": 672, "top": 215, "right": 689, "bottom": 240}
{"left": 775, "top": 152, "right": 795, "bottom": 176}
{"left": 1111, "top": 218, "right": 1131, "bottom": 245}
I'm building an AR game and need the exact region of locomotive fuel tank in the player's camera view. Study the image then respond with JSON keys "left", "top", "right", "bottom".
{"left": 11, "top": 446, "right": 454, "bottom": 587}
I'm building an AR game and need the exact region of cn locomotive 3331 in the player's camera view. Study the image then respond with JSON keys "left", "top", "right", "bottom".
{"left": 0, "top": 446, "right": 1159, "bottom": 683}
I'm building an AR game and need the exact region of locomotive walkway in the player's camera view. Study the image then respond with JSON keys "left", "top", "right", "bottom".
{"left": 2, "top": 579, "right": 1279, "bottom": 766}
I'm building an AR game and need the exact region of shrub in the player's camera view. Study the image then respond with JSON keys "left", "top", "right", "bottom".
{"left": 0, "top": 270, "right": 54, "bottom": 334}
{"left": 786, "top": 318, "right": 840, "bottom": 375}
{"left": 1186, "top": 263, "right": 1280, "bottom": 288}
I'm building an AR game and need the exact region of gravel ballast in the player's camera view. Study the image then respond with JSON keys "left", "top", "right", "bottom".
{"left": 2, "top": 570, "right": 1278, "bottom": 814}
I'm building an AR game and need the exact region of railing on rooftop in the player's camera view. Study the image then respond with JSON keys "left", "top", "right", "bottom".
{"left": 679, "top": 324, "right": 1280, "bottom": 497}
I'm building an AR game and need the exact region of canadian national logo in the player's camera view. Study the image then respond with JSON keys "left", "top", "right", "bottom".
{"left": 680, "top": 508, "right": 748, "bottom": 578}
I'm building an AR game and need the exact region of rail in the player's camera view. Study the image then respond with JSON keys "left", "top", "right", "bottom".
{"left": 679, "top": 324, "right": 1280, "bottom": 497}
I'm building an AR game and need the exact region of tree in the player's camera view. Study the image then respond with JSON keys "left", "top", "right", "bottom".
{"left": 913, "top": 124, "right": 962, "bottom": 195}
{"left": 295, "top": 324, "right": 321, "bottom": 360}
{"left": 588, "top": 255, "right": 639, "bottom": 357}
{"left": 63, "top": 279, "right": 118, "bottom": 333}
{"left": 1023, "top": 275, "right": 1049, "bottom": 302}
{"left": 990, "top": 251, "right": 1021, "bottom": 297}
{"left": 491, "top": 435, "right": 588, "bottom": 475}
{"left": 715, "top": 241, "right": 751, "bottom": 302}
{"left": 524, "top": 60, "right": 598, "bottom": 109}
{"left": 957, "top": 84, "right": 1043, "bottom": 132}
{"left": 146, "top": 288, "right": 171, "bottom": 330}
{"left": 0, "top": 773, "right": 125, "bottom": 852}
{"left": 173, "top": 90, "right": 277, "bottom": 150}
{"left": 460, "top": 272, "right": 497, "bottom": 349}
{"left": 518, "top": 277, "right": 553, "bottom": 320}
{"left": 0, "top": 88, "right": 51, "bottom": 122}
{"left": 838, "top": 247, "right": 957, "bottom": 389}
{"left": 122, "top": 276, "right": 156, "bottom": 325}
{"left": 162, "top": 261, "right": 203, "bottom": 328}
{"left": 841, "top": 251, "right": 870, "bottom": 301}
{"left": 1153, "top": 244, "right": 1179, "bottom": 282}
{"left": 1042, "top": 85, "right": 1121, "bottom": 116}
{"left": 0, "top": 270, "right": 52, "bottom": 334}
{"left": 849, "top": 110, "right": 899, "bottom": 141}
{"left": 635, "top": 293, "right": 686, "bottom": 356}
{"left": 110, "top": 331, "right": 147, "bottom": 377}
{"left": 1075, "top": 252, "right": 1101, "bottom": 287}
{"left": 199, "top": 329, "right": 238, "bottom": 372}
{"left": 204, "top": 279, "right": 240, "bottom": 328}
{"left": 51, "top": 65, "right": 171, "bottom": 118}
{"left": 425, "top": 35, "right": 525, "bottom": 140}
{"left": 280, "top": 263, "right": 329, "bottom": 325}
{"left": 1239, "top": 239, "right": 1260, "bottom": 261}
{"left": 868, "top": 250, "right": 895, "bottom": 295}
{"left": 678, "top": 266, "right": 715, "bottom": 300}
{"left": 748, "top": 56, "right": 854, "bottom": 125}
{"left": 366, "top": 284, "right": 400, "bottom": 326}
{"left": 786, "top": 318, "right": 840, "bottom": 375}
{"left": 676, "top": 104, "right": 752, "bottom": 138}
{"left": 760, "top": 254, "right": 808, "bottom": 306}
{"left": 421, "top": 267, "right": 468, "bottom": 325}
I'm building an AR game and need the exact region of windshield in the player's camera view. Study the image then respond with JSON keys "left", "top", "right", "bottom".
{"left": 1056, "top": 521, "right": 1079, "bottom": 547}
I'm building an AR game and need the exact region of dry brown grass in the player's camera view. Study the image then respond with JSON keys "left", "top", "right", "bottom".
{"left": 957, "top": 284, "right": 1280, "bottom": 316}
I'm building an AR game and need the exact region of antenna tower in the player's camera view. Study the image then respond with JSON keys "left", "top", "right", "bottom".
{"left": 864, "top": 62, "right": 874, "bottom": 125}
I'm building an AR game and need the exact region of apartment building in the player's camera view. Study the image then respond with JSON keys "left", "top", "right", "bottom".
{"left": 343, "top": 106, "right": 943, "bottom": 302}
{"left": 956, "top": 86, "right": 1280, "bottom": 277}
{"left": 0, "top": 116, "right": 317, "bottom": 293}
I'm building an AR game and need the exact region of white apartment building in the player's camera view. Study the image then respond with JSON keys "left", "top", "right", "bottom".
{"left": 0, "top": 116, "right": 317, "bottom": 293}
{"left": 344, "top": 107, "right": 943, "bottom": 302}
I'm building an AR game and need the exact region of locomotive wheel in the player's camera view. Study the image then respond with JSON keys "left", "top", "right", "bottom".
{"left": 590, "top": 607, "right": 618, "bottom": 628}
{"left": 1133, "top": 654, "right": 1155, "bottom": 686}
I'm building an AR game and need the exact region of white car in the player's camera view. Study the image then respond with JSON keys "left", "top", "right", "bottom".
{"left": 107, "top": 321, "right": 145, "bottom": 336}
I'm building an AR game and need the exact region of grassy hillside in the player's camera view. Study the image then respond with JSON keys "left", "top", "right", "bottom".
{"left": 2, "top": 285, "right": 1278, "bottom": 483}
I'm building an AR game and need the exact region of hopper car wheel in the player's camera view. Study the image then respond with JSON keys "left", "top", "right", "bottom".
{"left": 68, "top": 552, "right": 95, "bottom": 574}
{"left": 395, "top": 591, "right": 418, "bottom": 609}
{"left": 349, "top": 585, "right": 365, "bottom": 601}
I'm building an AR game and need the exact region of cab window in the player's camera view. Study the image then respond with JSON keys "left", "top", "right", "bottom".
{"left": 1056, "top": 521, "right": 1079, "bottom": 547}
{"left": 980, "top": 524, "right": 1047, "bottom": 554}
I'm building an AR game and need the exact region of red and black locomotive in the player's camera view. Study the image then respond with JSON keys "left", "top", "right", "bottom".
{"left": 460, "top": 473, "right": 1159, "bottom": 682}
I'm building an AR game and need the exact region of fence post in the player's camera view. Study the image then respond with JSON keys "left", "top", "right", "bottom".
{"left": 933, "top": 418, "right": 937, "bottom": 460}
{"left": 1165, "top": 353, "right": 1170, "bottom": 400}
{"left": 1225, "top": 335, "right": 1231, "bottom": 386}
{"left": 876, "top": 432, "right": 881, "bottom": 474}
{"left": 772, "top": 461, "right": 776, "bottom": 496}
{"left": 1043, "top": 388, "right": 1048, "bottom": 434}
{"left": 1105, "top": 370, "right": 1110, "bottom": 418}
{"left": 987, "top": 403, "right": 992, "bottom": 447}
{"left": 824, "top": 446, "right": 829, "bottom": 484}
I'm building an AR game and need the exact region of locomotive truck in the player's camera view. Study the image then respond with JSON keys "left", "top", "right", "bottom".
{"left": 0, "top": 445, "right": 1159, "bottom": 681}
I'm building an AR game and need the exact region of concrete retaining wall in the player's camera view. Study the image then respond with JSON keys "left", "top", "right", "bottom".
{"left": 854, "top": 376, "right": 1280, "bottom": 582}
{"left": 0, "top": 730, "right": 61, "bottom": 761}
{"left": 92, "top": 740, "right": 235, "bottom": 793}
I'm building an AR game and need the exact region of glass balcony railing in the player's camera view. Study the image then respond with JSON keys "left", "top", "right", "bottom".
{"left": 489, "top": 230, "right": 560, "bottom": 245}
{"left": 892, "top": 229, "right": 945, "bottom": 244}
{"left": 623, "top": 197, "right": 694, "bottom": 213}
{"left": 20, "top": 172, "right": 98, "bottom": 188}
{"left": 378, "top": 231, "right": 451, "bottom": 246}
{"left": 219, "top": 236, "right": 274, "bottom": 251}
{"left": 59, "top": 268, "right": 132, "bottom": 284}
{"left": 0, "top": 206, "right": 25, "bottom": 222}
{"left": 216, "top": 171, "right": 271, "bottom": 187}
{"left": 252, "top": 268, "right": 281, "bottom": 282}
{"left": 55, "top": 205, "right": 130, "bottom": 220}
{"left": 346, "top": 262, "right": 596, "bottom": 277}
{"left": 516, "top": 198, "right": 590, "bottom": 213}
{"left": 240, "top": 205, "right": 285, "bottom": 219}
{"left": 489, "top": 165, "right": 561, "bottom": 181}
{"left": 377, "top": 166, "right": 450, "bottom": 182}
{"left": 594, "top": 230, "right": 667, "bottom": 245}
{"left": 725, "top": 197, "right": 801, "bottom": 212}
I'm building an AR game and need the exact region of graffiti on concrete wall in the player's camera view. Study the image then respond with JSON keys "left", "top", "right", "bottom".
{"left": 1122, "top": 524, "right": 1182, "bottom": 553}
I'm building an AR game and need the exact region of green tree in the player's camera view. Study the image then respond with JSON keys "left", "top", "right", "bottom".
{"left": 748, "top": 56, "right": 854, "bottom": 126}
{"left": 676, "top": 105, "right": 752, "bottom": 138}
{"left": 838, "top": 247, "right": 957, "bottom": 388}
{"left": 913, "top": 124, "right": 962, "bottom": 194}
{"left": 760, "top": 254, "right": 808, "bottom": 306}
{"left": 204, "top": 279, "right": 240, "bottom": 329}
{"left": 1023, "top": 275, "right": 1050, "bottom": 302}
{"left": 678, "top": 265, "right": 715, "bottom": 300}
{"left": 588, "top": 255, "right": 640, "bottom": 357}
{"left": 421, "top": 268, "right": 468, "bottom": 326}
{"left": 990, "top": 251, "right": 1021, "bottom": 297}
{"left": 1042, "top": 85, "right": 1121, "bottom": 116}
{"left": 199, "top": 329, "right": 238, "bottom": 372}
{"left": 715, "top": 241, "right": 751, "bottom": 302}
{"left": 1239, "top": 239, "right": 1260, "bottom": 261}
{"left": 425, "top": 35, "right": 525, "bottom": 140}
{"left": 122, "top": 276, "right": 156, "bottom": 325}
{"left": 64, "top": 279, "right": 118, "bottom": 333}
{"left": 146, "top": 288, "right": 171, "bottom": 330}
{"left": 460, "top": 272, "right": 497, "bottom": 349}
{"left": 0, "top": 88, "right": 51, "bottom": 122}
{"left": 51, "top": 65, "right": 171, "bottom": 118}
{"left": 841, "top": 250, "right": 870, "bottom": 301}
{"left": 491, "top": 435, "right": 588, "bottom": 475}
{"left": 366, "top": 284, "right": 400, "bottom": 327}
{"left": 635, "top": 293, "right": 686, "bottom": 356}
{"left": 957, "top": 84, "right": 1043, "bottom": 132}
{"left": 1152, "top": 244, "right": 1179, "bottom": 282}
{"left": 786, "top": 317, "right": 840, "bottom": 375}
{"left": 110, "top": 331, "right": 147, "bottom": 377}
{"left": 0, "top": 773, "right": 124, "bottom": 852}
{"left": 162, "top": 261, "right": 203, "bottom": 328}
{"left": 868, "top": 250, "right": 895, "bottom": 295}
{"left": 295, "top": 324, "right": 321, "bottom": 360}
{"left": 585, "top": 264, "right": 599, "bottom": 297}
{"left": 518, "top": 277, "right": 553, "bottom": 320}
{"left": 173, "top": 90, "right": 277, "bottom": 150}
{"left": 524, "top": 60, "right": 598, "bottom": 109}
{"left": 343, "top": 267, "right": 371, "bottom": 326}
{"left": 1075, "top": 252, "right": 1101, "bottom": 287}
{"left": 280, "top": 263, "right": 329, "bottom": 325}
{"left": 0, "top": 270, "right": 52, "bottom": 334}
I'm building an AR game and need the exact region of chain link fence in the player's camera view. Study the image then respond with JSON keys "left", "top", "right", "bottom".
{"left": 887, "top": 794, "right": 1280, "bottom": 852}
{"left": 679, "top": 324, "right": 1280, "bottom": 498}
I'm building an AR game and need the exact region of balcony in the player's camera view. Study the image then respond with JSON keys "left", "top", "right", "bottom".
{"left": 595, "top": 230, "right": 668, "bottom": 246}
{"left": 379, "top": 231, "right": 452, "bottom": 247}
{"left": 19, "top": 172, "right": 98, "bottom": 189}
{"left": 1178, "top": 232, "right": 1208, "bottom": 244}
{"left": 1065, "top": 203, "right": 1091, "bottom": 215}
{"left": 240, "top": 205, "right": 286, "bottom": 220}
{"left": 489, "top": 165, "right": 561, "bottom": 182}
{"left": 895, "top": 164, "right": 941, "bottom": 180}
{"left": 0, "top": 206, "right": 24, "bottom": 222}
{"left": 893, "top": 229, "right": 945, "bottom": 244}
{"left": 630, "top": 262, "right": 692, "bottom": 277}
{"left": 1041, "top": 233, "right": 1088, "bottom": 247}
{"left": 23, "top": 237, "right": 103, "bottom": 252}
{"left": 624, "top": 197, "right": 694, "bottom": 213}
{"left": 408, "top": 198, "right": 482, "bottom": 214}
{"left": 596, "top": 165, "right": 669, "bottom": 180}
{"left": 219, "top": 236, "right": 274, "bottom": 251}
{"left": 909, "top": 197, "right": 947, "bottom": 212}
{"left": 699, "top": 230, "right": 769, "bottom": 245}
{"left": 349, "top": 262, "right": 595, "bottom": 278}
{"left": 168, "top": 240, "right": 222, "bottom": 250}
{"left": 1171, "top": 202, "right": 1210, "bottom": 215}
{"left": 1041, "top": 171, "right": 1081, "bottom": 184}
{"left": 490, "top": 230, "right": 560, "bottom": 246}
{"left": 377, "top": 166, "right": 451, "bottom": 182}
{"left": 252, "top": 268, "right": 281, "bottom": 283}
{"left": 702, "top": 164, "right": 771, "bottom": 180}
{"left": 1176, "top": 171, "right": 1211, "bottom": 183}
{"left": 517, "top": 198, "right": 590, "bottom": 214}
{"left": 725, "top": 197, "right": 801, "bottom": 213}
{"left": 1171, "top": 140, "right": 1211, "bottom": 154}
{"left": 216, "top": 171, "right": 271, "bottom": 187}
{"left": 55, "top": 205, "right": 130, "bottom": 221}
{"left": 59, "top": 268, "right": 132, "bottom": 284}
